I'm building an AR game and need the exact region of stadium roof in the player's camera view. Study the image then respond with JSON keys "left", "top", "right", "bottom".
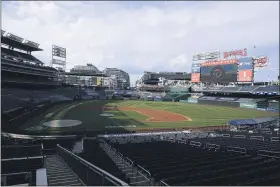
{"left": 228, "top": 117, "right": 278, "bottom": 126}
{"left": 1, "top": 35, "right": 43, "bottom": 52}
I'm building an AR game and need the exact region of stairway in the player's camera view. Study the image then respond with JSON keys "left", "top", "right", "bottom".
{"left": 100, "top": 142, "right": 151, "bottom": 186}
{"left": 45, "top": 155, "right": 84, "bottom": 186}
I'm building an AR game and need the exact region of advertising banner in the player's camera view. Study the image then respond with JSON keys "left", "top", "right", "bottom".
{"left": 187, "top": 98, "right": 198, "bottom": 103}
{"left": 240, "top": 102, "right": 257, "bottom": 109}
{"left": 192, "top": 67, "right": 200, "bottom": 73}
{"left": 192, "top": 53, "right": 206, "bottom": 61}
{"left": 192, "top": 63, "right": 200, "bottom": 67}
{"left": 200, "top": 59, "right": 238, "bottom": 67}
{"left": 191, "top": 73, "right": 200, "bottom": 83}
{"left": 254, "top": 56, "right": 269, "bottom": 67}
{"left": 193, "top": 50, "right": 220, "bottom": 61}
{"left": 205, "top": 51, "right": 220, "bottom": 60}
{"left": 238, "top": 70, "right": 253, "bottom": 82}
{"left": 238, "top": 57, "right": 253, "bottom": 70}
{"left": 96, "top": 77, "right": 102, "bottom": 86}
{"left": 191, "top": 63, "right": 201, "bottom": 73}
{"left": 223, "top": 48, "right": 247, "bottom": 59}
{"left": 179, "top": 100, "right": 189, "bottom": 103}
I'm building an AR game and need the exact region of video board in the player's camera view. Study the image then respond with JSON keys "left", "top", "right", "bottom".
{"left": 191, "top": 63, "right": 201, "bottom": 83}
{"left": 238, "top": 57, "right": 254, "bottom": 82}
{"left": 200, "top": 64, "right": 238, "bottom": 83}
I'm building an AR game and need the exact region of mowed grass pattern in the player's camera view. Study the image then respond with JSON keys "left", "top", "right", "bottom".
{"left": 20, "top": 100, "right": 278, "bottom": 133}
{"left": 106, "top": 101, "right": 278, "bottom": 128}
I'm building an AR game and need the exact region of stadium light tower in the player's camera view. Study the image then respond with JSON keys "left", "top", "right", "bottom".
{"left": 50, "top": 45, "right": 67, "bottom": 84}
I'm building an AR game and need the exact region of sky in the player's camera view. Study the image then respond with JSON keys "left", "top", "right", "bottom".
{"left": 2, "top": 1, "right": 279, "bottom": 85}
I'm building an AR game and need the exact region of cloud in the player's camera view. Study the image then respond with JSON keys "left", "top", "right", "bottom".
{"left": 2, "top": 1, "right": 279, "bottom": 85}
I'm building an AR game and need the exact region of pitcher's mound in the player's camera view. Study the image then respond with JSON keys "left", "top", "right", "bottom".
{"left": 43, "top": 120, "right": 82, "bottom": 128}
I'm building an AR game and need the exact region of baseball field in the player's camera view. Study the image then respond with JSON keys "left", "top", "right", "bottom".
{"left": 20, "top": 100, "right": 278, "bottom": 134}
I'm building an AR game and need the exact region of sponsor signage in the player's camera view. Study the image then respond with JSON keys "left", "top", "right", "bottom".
{"left": 179, "top": 100, "right": 188, "bottom": 103}
{"left": 192, "top": 63, "right": 201, "bottom": 73}
{"left": 200, "top": 59, "right": 238, "bottom": 67}
{"left": 256, "top": 108, "right": 267, "bottom": 111}
{"left": 240, "top": 102, "right": 257, "bottom": 109}
{"left": 192, "top": 67, "right": 200, "bottom": 73}
{"left": 192, "top": 63, "right": 200, "bottom": 68}
{"left": 254, "top": 56, "right": 269, "bottom": 67}
{"left": 205, "top": 50, "right": 220, "bottom": 60}
{"left": 238, "top": 57, "right": 253, "bottom": 70}
{"left": 193, "top": 50, "right": 220, "bottom": 61}
{"left": 191, "top": 73, "right": 200, "bottom": 83}
{"left": 187, "top": 98, "right": 198, "bottom": 103}
{"left": 238, "top": 70, "right": 253, "bottom": 82}
{"left": 96, "top": 77, "right": 103, "bottom": 86}
{"left": 193, "top": 52, "right": 206, "bottom": 61}
{"left": 224, "top": 48, "right": 247, "bottom": 59}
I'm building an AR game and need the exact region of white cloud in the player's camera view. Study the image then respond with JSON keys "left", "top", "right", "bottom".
{"left": 2, "top": 1, "right": 279, "bottom": 85}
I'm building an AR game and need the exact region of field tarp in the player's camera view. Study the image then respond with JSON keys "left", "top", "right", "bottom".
{"left": 229, "top": 117, "right": 279, "bottom": 126}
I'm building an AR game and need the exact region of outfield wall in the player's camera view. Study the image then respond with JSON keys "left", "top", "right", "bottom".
{"left": 180, "top": 96, "right": 275, "bottom": 112}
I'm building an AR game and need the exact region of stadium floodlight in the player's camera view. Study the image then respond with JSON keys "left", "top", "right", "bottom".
{"left": 24, "top": 40, "right": 40, "bottom": 48}
{"left": 50, "top": 45, "right": 67, "bottom": 72}
{"left": 53, "top": 45, "right": 66, "bottom": 52}
{"left": 52, "top": 48, "right": 66, "bottom": 58}
{"left": 6, "top": 33, "right": 24, "bottom": 43}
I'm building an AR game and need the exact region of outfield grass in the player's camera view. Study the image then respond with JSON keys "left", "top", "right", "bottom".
{"left": 20, "top": 100, "right": 278, "bottom": 134}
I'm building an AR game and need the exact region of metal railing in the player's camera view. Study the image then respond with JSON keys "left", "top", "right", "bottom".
{"left": 234, "top": 135, "right": 246, "bottom": 139}
{"left": 227, "top": 146, "right": 247, "bottom": 155}
{"left": 137, "top": 165, "right": 152, "bottom": 185}
{"left": 257, "top": 150, "right": 280, "bottom": 159}
{"left": 125, "top": 157, "right": 134, "bottom": 166}
{"left": 56, "top": 145, "right": 128, "bottom": 186}
{"left": 222, "top": 134, "right": 230, "bottom": 137}
{"left": 178, "top": 139, "right": 187, "bottom": 144}
{"left": 206, "top": 143, "right": 220, "bottom": 150}
{"left": 250, "top": 136, "right": 264, "bottom": 141}
{"left": 159, "top": 180, "right": 169, "bottom": 186}
{"left": 190, "top": 141, "right": 201, "bottom": 147}
{"left": 1, "top": 155, "right": 43, "bottom": 162}
{"left": 101, "top": 139, "right": 152, "bottom": 185}
{"left": 271, "top": 137, "right": 280, "bottom": 142}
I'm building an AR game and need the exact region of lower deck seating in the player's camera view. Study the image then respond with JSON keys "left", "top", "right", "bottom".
{"left": 2, "top": 145, "right": 42, "bottom": 159}
{"left": 108, "top": 141, "right": 280, "bottom": 185}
